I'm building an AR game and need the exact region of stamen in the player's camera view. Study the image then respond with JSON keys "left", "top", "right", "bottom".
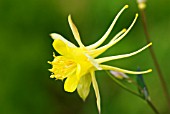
{"left": 68, "top": 15, "right": 85, "bottom": 48}
{"left": 96, "top": 43, "right": 152, "bottom": 63}
{"left": 87, "top": 5, "right": 129, "bottom": 49}
{"left": 49, "top": 56, "right": 76, "bottom": 80}
{"left": 47, "top": 61, "right": 52, "bottom": 64}
{"left": 53, "top": 52, "right": 56, "bottom": 57}
{"left": 50, "top": 75, "right": 55, "bottom": 78}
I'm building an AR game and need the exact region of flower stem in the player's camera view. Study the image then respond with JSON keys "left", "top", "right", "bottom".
{"left": 146, "top": 99, "right": 160, "bottom": 114}
{"left": 106, "top": 71, "right": 160, "bottom": 114}
{"left": 138, "top": 5, "right": 170, "bottom": 110}
{"left": 106, "top": 71, "right": 142, "bottom": 98}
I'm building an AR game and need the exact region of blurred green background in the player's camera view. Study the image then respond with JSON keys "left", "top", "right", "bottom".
{"left": 1, "top": 0, "right": 170, "bottom": 114}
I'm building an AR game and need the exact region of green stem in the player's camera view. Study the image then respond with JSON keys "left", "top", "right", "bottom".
{"left": 106, "top": 71, "right": 142, "bottom": 98}
{"left": 139, "top": 7, "right": 170, "bottom": 110}
{"left": 106, "top": 71, "right": 160, "bottom": 114}
{"left": 146, "top": 99, "right": 160, "bottom": 114}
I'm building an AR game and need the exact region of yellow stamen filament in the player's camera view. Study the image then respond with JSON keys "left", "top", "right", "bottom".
{"left": 100, "top": 65, "right": 152, "bottom": 74}
{"left": 68, "top": 15, "right": 85, "bottom": 48}
{"left": 96, "top": 43, "right": 152, "bottom": 63}
{"left": 87, "top": 5, "right": 129, "bottom": 49}
{"left": 53, "top": 52, "right": 56, "bottom": 57}
{"left": 49, "top": 56, "right": 76, "bottom": 80}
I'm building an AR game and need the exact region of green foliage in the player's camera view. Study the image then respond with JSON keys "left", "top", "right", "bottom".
{"left": 0, "top": 0, "right": 170, "bottom": 114}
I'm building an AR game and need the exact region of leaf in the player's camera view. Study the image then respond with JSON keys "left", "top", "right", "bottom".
{"left": 136, "top": 69, "right": 150, "bottom": 100}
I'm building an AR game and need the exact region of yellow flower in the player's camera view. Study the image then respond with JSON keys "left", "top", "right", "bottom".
{"left": 48, "top": 5, "right": 152, "bottom": 113}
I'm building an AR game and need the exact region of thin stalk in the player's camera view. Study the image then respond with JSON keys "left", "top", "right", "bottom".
{"left": 139, "top": 8, "right": 170, "bottom": 109}
{"left": 106, "top": 71, "right": 160, "bottom": 114}
{"left": 106, "top": 71, "right": 142, "bottom": 98}
{"left": 146, "top": 99, "right": 160, "bottom": 114}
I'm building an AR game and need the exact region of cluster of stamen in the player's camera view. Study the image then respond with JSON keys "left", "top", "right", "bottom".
{"left": 48, "top": 56, "right": 76, "bottom": 80}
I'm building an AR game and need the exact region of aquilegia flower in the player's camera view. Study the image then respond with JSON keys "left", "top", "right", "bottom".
{"left": 48, "top": 5, "right": 152, "bottom": 113}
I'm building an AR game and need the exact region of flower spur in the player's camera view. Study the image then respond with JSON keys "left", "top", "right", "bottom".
{"left": 48, "top": 5, "right": 152, "bottom": 113}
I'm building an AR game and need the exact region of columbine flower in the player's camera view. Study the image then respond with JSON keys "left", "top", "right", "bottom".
{"left": 48, "top": 5, "right": 152, "bottom": 113}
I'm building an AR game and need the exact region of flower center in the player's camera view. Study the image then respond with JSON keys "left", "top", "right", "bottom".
{"left": 49, "top": 56, "right": 76, "bottom": 80}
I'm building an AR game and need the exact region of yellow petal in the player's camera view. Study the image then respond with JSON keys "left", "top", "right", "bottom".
{"left": 111, "top": 14, "right": 138, "bottom": 45}
{"left": 52, "top": 39, "right": 69, "bottom": 56}
{"left": 85, "top": 53, "right": 102, "bottom": 70}
{"left": 100, "top": 65, "right": 152, "bottom": 74}
{"left": 96, "top": 43, "right": 152, "bottom": 63}
{"left": 68, "top": 15, "right": 85, "bottom": 47}
{"left": 77, "top": 73, "right": 92, "bottom": 101}
{"left": 76, "top": 64, "right": 81, "bottom": 77}
{"left": 50, "top": 33, "right": 76, "bottom": 48}
{"left": 87, "top": 5, "right": 129, "bottom": 49}
{"left": 88, "top": 29, "right": 126, "bottom": 57}
{"left": 91, "top": 70, "right": 101, "bottom": 114}
{"left": 51, "top": 33, "right": 79, "bottom": 58}
{"left": 52, "top": 39, "right": 77, "bottom": 59}
{"left": 64, "top": 73, "right": 79, "bottom": 92}
{"left": 88, "top": 13, "right": 138, "bottom": 58}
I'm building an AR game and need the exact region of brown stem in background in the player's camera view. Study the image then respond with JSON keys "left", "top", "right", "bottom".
{"left": 139, "top": 7, "right": 170, "bottom": 110}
